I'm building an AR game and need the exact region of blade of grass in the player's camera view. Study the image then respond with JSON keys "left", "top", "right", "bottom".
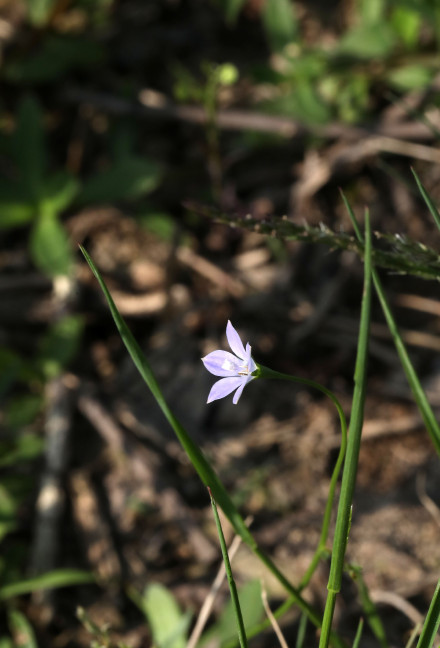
{"left": 0, "top": 569, "right": 94, "bottom": 600}
{"left": 341, "top": 192, "right": 440, "bottom": 457}
{"left": 351, "top": 566, "right": 388, "bottom": 648}
{"left": 411, "top": 168, "right": 440, "bottom": 232}
{"left": 80, "top": 246, "right": 347, "bottom": 648}
{"left": 416, "top": 579, "right": 440, "bottom": 648}
{"left": 352, "top": 618, "right": 364, "bottom": 648}
{"left": 209, "top": 487, "right": 248, "bottom": 648}
{"left": 319, "top": 211, "right": 372, "bottom": 648}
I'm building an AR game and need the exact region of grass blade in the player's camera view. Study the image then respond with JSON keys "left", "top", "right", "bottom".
{"left": 0, "top": 569, "right": 94, "bottom": 600}
{"left": 341, "top": 191, "right": 440, "bottom": 457}
{"left": 320, "top": 211, "right": 372, "bottom": 648}
{"left": 416, "top": 579, "right": 440, "bottom": 648}
{"left": 411, "top": 168, "right": 440, "bottom": 232}
{"left": 209, "top": 487, "right": 248, "bottom": 648}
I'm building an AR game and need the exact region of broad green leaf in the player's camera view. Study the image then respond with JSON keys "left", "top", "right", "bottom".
{"left": 30, "top": 213, "right": 73, "bottom": 277}
{"left": 13, "top": 96, "right": 45, "bottom": 203}
{"left": 5, "top": 36, "right": 105, "bottom": 84}
{"left": 139, "top": 583, "right": 190, "bottom": 648}
{"left": 8, "top": 610, "right": 37, "bottom": 648}
{"left": 78, "top": 157, "right": 161, "bottom": 205}
{"left": 262, "top": 0, "right": 297, "bottom": 51}
{"left": 0, "top": 637, "right": 14, "bottom": 648}
{"left": 387, "top": 64, "right": 433, "bottom": 91}
{"left": 0, "top": 569, "right": 95, "bottom": 600}
{"left": 36, "top": 315, "right": 84, "bottom": 379}
{"left": 338, "top": 23, "right": 396, "bottom": 59}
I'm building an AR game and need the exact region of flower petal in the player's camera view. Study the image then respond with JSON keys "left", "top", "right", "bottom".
{"left": 232, "top": 374, "right": 254, "bottom": 404}
{"left": 202, "top": 350, "right": 242, "bottom": 377}
{"left": 207, "top": 376, "right": 244, "bottom": 403}
{"left": 226, "top": 320, "right": 246, "bottom": 359}
{"left": 245, "top": 343, "right": 257, "bottom": 373}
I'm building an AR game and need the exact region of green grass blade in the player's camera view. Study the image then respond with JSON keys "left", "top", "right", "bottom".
{"left": 320, "top": 211, "right": 373, "bottom": 648}
{"left": 209, "top": 488, "right": 248, "bottom": 648}
{"left": 352, "top": 618, "right": 364, "bottom": 648}
{"left": 341, "top": 192, "right": 440, "bottom": 457}
{"left": 352, "top": 566, "right": 388, "bottom": 648}
{"left": 0, "top": 569, "right": 94, "bottom": 600}
{"left": 411, "top": 168, "right": 440, "bottom": 232}
{"left": 416, "top": 579, "right": 440, "bottom": 648}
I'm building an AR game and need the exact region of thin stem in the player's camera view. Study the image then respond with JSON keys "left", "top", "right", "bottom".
{"left": 257, "top": 365, "right": 348, "bottom": 591}
{"left": 209, "top": 488, "right": 248, "bottom": 648}
{"left": 319, "top": 212, "right": 372, "bottom": 648}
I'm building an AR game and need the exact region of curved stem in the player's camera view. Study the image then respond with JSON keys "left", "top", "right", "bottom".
{"left": 258, "top": 364, "right": 348, "bottom": 589}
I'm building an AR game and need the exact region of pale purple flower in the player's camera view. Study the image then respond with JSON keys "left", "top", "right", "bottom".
{"left": 202, "top": 321, "right": 257, "bottom": 404}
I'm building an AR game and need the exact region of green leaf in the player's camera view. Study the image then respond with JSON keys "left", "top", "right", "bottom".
{"left": 263, "top": 82, "right": 332, "bottom": 124}
{"left": 338, "top": 23, "right": 396, "bottom": 59}
{"left": 201, "top": 580, "right": 263, "bottom": 646}
{"left": 40, "top": 172, "right": 79, "bottom": 217}
{"left": 78, "top": 157, "right": 161, "bottom": 204}
{"left": 4, "top": 395, "right": 44, "bottom": 429}
{"left": 0, "top": 348, "right": 22, "bottom": 398}
{"left": 0, "top": 202, "right": 35, "bottom": 229}
{"left": 0, "top": 570, "right": 95, "bottom": 600}
{"left": 0, "top": 433, "right": 44, "bottom": 467}
{"left": 262, "top": 0, "right": 297, "bottom": 51}
{"left": 359, "top": 0, "right": 386, "bottom": 23}
{"left": 391, "top": 6, "right": 421, "bottom": 48}
{"left": 8, "top": 610, "right": 38, "bottom": 648}
{"left": 138, "top": 583, "right": 190, "bottom": 648}
{"left": 36, "top": 315, "right": 84, "bottom": 379}
{"left": 411, "top": 167, "right": 440, "bottom": 232}
{"left": 387, "top": 64, "right": 433, "bottom": 91}
{"left": 30, "top": 213, "right": 73, "bottom": 277}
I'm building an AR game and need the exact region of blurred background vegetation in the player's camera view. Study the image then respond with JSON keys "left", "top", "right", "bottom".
{"left": 1, "top": 0, "right": 440, "bottom": 646}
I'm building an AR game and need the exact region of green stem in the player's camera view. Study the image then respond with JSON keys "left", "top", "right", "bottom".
{"left": 209, "top": 488, "right": 248, "bottom": 648}
{"left": 319, "top": 212, "right": 373, "bottom": 648}
{"left": 257, "top": 365, "right": 348, "bottom": 591}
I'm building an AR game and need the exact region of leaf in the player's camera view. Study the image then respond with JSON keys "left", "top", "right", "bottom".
{"left": 40, "top": 172, "right": 79, "bottom": 217}
{"left": 4, "top": 395, "right": 44, "bottom": 429}
{"left": 337, "top": 23, "right": 396, "bottom": 59}
{"left": 8, "top": 610, "right": 38, "bottom": 648}
{"left": 138, "top": 583, "right": 190, "bottom": 648}
{"left": 0, "top": 570, "right": 95, "bottom": 600}
{"left": 0, "top": 202, "right": 35, "bottom": 229}
{"left": 416, "top": 579, "right": 440, "bottom": 648}
{"left": 30, "top": 213, "right": 73, "bottom": 277}
{"left": 36, "top": 315, "right": 84, "bottom": 380}
{"left": 391, "top": 6, "right": 421, "bottom": 48}
{"left": 0, "top": 433, "right": 45, "bottom": 467}
{"left": 200, "top": 581, "right": 264, "bottom": 646}
{"left": 387, "top": 64, "right": 434, "bottom": 91}
{"left": 262, "top": 0, "right": 297, "bottom": 51}
{"left": 78, "top": 157, "right": 161, "bottom": 205}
